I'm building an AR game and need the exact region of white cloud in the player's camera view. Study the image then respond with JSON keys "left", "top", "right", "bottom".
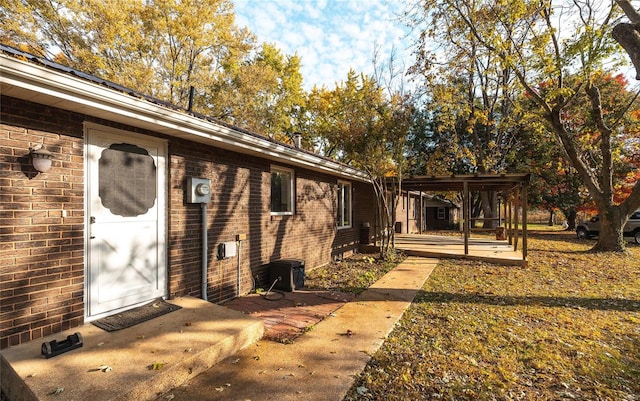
{"left": 233, "top": 0, "right": 413, "bottom": 90}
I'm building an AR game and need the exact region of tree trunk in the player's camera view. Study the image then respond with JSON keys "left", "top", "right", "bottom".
{"left": 481, "top": 191, "right": 496, "bottom": 229}
{"left": 613, "top": 22, "right": 640, "bottom": 80}
{"left": 591, "top": 209, "right": 627, "bottom": 253}
{"left": 562, "top": 207, "right": 577, "bottom": 231}
{"left": 471, "top": 195, "right": 482, "bottom": 228}
{"left": 548, "top": 209, "right": 554, "bottom": 226}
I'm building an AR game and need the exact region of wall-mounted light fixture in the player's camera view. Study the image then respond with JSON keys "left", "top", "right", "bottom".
{"left": 30, "top": 145, "right": 54, "bottom": 173}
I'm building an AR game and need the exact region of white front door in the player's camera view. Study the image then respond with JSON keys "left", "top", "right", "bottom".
{"left": 86, "top": 123, "right": 167, "bottom": 319}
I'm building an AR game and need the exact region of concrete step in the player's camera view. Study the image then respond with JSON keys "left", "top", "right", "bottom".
{"left": 1, "top": 296, "right": 263, "bottom": 401}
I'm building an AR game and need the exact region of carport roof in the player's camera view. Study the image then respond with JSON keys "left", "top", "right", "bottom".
{"left": 399, "top": 173, "right": 531, "bottom": 193}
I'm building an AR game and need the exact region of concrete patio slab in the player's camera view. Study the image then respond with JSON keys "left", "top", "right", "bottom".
{"left": 155, "top": 256, "right": 438, "bottom": 401}
{"left": 395, "top": 233, "right": 526, "bottom": 266}
{"left": 1, "top": 296, "right": 263, "bottom": 401}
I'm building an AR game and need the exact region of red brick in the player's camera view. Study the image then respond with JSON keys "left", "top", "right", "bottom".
{"left": 1, "top": 95, "right": 375, "bottom": 350}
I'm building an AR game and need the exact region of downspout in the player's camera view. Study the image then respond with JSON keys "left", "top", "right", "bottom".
{"left": 406, "top": 193, "right": 409, "bottom": 234}
{"left": 202, "top": 203, "right": 208, "bottom": 301}
{"left": 237, "top": 239, "right": 241, "bottom": 296}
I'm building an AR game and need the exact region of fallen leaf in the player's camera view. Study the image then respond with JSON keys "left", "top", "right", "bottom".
{"left": 151, "top": 363, "right": 165, "bottom": 370}
{"left": 50, "top": 387, "right": 64, "bottom": 395}
{"left": 356, "top": 386, "right": 368, "bottom": 395}
{"left": 99, "top": 365, "right": 112, "bottom": 372}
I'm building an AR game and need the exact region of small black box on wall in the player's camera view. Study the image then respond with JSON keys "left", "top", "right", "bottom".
{"left": 269, "top": 259, "right": 305, "bottom": 292}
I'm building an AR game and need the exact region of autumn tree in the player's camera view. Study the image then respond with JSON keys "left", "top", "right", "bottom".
{"left": 1, "top": 0, "right": 254, "bottom": 110}
{"left": 206, "top": 42, "right": 306, "bottom": 139}
{"left": 305, "top": 70, "right": 414, "bottom": 257}
{"left": 404, "top": 0, "right": 523, "bottom": 228}
{"left": 407, "top": 0, "right": 640, "bottom": 252}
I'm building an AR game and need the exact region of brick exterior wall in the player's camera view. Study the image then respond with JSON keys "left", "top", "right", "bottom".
{"left": 168, "top": 140, "right": 376, "bottom": 302}
{"left": 1, "top": 97, "right": 85, "bottom": 349}
{"left": 1, "top": 96, "right": 377, "bottom": 349}
{"left": 394, "top": 192, "right": 422, "bottom": 234}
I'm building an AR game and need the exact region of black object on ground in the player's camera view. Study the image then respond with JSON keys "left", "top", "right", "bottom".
{"left": 269, "top": 259, "right": 305, "bottom": 292}
{"left": 41, "top": 332, "right": 83, "bottom": 359}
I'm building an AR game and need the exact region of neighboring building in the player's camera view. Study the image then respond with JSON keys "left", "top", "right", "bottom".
{"left": 423, "top": 196, "right": 458, "bottom": 230}
{"left": 0, "top": 46, "right": 379, "bottom": 349}
{"left": 394, "top": 191, "right": 459, "bottom": 233}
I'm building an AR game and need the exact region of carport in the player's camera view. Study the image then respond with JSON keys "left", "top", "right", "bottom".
{"left": 396, "top": 173, "right": 531, "bottom": 264}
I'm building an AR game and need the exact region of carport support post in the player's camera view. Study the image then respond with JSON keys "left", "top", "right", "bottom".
{"left": 463, "top": 180, "right": 469, "bottom": 255}
{"left": 522, "top": 184, "right": 528, "bottom": 260}
{"left": 507, "top": 193, "right": 513, "bottom": 245}
{"left": 419, "top": 192, "right": 423, "bottom": 234}
{"left": 514, "top": 188, "right": 520, "bottom": 252}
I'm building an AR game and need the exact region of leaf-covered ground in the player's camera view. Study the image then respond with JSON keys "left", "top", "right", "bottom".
{"left": 344, "top": 231, "right": 640, "bottom": 401}
{"left": 305, "top": 253, "right": 405, "bottom": 295}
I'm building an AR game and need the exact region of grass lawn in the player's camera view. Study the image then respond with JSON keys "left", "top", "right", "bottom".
{"left": 341, "top": 231, "right": 640, "bottom": 400}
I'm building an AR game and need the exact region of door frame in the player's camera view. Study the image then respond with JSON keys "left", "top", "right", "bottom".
{"left": 83, "top": 122, "right": 168, "bottom": 321}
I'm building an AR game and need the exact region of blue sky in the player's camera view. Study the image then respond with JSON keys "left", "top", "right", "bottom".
{"left": 232, "top": 0, "right": 412, "bottom": 91}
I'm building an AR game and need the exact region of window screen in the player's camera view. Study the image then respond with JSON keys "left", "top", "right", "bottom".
{"left": 271, "top": 167, "right": 294, "bottom": 214}
{"left": 99, "top": 143, "right": 157, "bottom": 217}
{"left": 337, "top": 182, "right": 352, "bottom": 228}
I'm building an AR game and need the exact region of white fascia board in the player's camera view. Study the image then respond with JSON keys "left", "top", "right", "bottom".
{"left": 0, "top": 54, "right": 370, "bottom": 183}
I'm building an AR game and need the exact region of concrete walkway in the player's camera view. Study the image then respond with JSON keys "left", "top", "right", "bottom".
{"left": 157, "top": 256, "right": 438, "bottom": 401}
{"left": 1, "top": 297, "right": 264, "bottom": 401}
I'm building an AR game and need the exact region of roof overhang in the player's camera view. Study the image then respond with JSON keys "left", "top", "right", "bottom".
{"left": 400, "top": 173, "right": 531, "bottom": 193}
{"left": 0, "top": 53, "right": 370, "bottom": 183}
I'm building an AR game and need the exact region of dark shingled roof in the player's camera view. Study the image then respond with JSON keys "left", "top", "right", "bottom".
{"left": 0, "top": 43, "right": 333, "bottom": 162}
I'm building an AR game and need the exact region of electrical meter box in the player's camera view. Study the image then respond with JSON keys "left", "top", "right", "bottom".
{"left": 187, "top": 177, "right": 211, "bottom": 203}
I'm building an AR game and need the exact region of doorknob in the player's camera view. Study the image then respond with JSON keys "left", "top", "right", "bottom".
{"left": 90, "top": 216, "right": 95, "bottom": 239}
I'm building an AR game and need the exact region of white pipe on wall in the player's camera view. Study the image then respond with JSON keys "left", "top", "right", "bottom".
{"left": 202, "top": 203, "right": 208, "bottom": 301}
{"left": 237, "top": 240, "right": 241, "bottom": 296}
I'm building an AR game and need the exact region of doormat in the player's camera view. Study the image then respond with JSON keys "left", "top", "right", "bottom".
{"left": 91, "top": 299, "right": 181, "bottom": 332}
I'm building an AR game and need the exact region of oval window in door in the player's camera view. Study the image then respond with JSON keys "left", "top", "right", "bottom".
{"left": 98, "top": 143, "right": 157, "bottom": 217}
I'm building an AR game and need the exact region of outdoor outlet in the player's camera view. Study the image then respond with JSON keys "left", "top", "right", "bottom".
{"left": 236, "top": 233, "right": 247, "bottom": 241}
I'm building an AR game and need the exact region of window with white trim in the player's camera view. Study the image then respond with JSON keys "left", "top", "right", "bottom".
{"left": 437, "top": 207, "right": 446, "bottom": 219}
{"left": 337, "top": 181, "right": 352, "bottom": 228}
{"left": 271, "top": 166, "right": 294, "bottom": 214}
